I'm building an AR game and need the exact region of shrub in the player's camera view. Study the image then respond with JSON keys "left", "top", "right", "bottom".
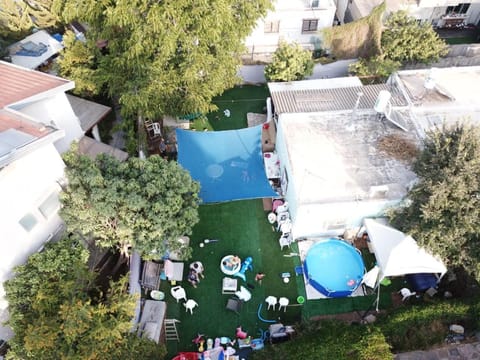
{"left": 264, "top": 41, "right": 314, "bottom": 82}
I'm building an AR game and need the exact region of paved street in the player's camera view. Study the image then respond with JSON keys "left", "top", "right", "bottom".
{"left": 396, "top": 342, "right": 480, "bottom": 360}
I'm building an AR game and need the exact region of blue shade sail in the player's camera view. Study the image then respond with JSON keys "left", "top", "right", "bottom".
{"left": 176, "top": 126, "right": 277, "bottom": 203}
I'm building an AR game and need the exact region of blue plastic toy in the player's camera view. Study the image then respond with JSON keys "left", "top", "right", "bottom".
{"left": 234, "top": 256, "right": 253, "bottom": 281}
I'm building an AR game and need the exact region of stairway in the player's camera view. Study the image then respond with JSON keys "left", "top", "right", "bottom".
{"left": 164, "top": 319, "right": 180, "bottom": 341}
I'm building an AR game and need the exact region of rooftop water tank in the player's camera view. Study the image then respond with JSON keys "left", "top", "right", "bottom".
{"left": 374, "top": 90, "right": 392, "bottom": 114}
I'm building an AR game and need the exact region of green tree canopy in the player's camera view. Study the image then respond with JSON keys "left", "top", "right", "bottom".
{"left": 390, "top": 124, "right": 480, "bottom": 281}
{"left": 5, "top": 238, "right": 166, "bottom": 359}
{"left": 264, "top": 41, "right": 314, "bottom": 82}
{"left": 61, "top": 146, "right": 200, "bottom": 260}
{"left": 348, "top": 55, "right": 400, "bottom": 84}
{"left": 0, "top": 0, "right": 61, "bottom": 37}
{"left": 56, "top": 0, "right": 271, "bottom": 119}
{"left": 381, "top": 11, "right": 448, "bottom": 64}
{"left": 56, "top": 31, "right": 98, "bottom": 96}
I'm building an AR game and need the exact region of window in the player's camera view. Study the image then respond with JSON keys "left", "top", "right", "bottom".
{"left": 19, "top": 213, "right": 38, "bottom": 232}
{"left": 311, "top": 0, "right": 320, "bottom": 8}
{"left": 446, "top": 3, "right": 470, "bottom": 15}
{"left": 39, "top": 192, "right": 60, "bottom": 219}
{"left": 264, "top": 21, "right": 280, "bottom": 33}
{"left": 302, "top": 19, "right": 318, "bottom": 33}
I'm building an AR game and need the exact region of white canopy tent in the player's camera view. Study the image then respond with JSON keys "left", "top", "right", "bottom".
{"left": 363, "top": 218, "right": 447, "bottom": 282}
{"left": 362, "top": 218, "right": 447, "bottom": 310}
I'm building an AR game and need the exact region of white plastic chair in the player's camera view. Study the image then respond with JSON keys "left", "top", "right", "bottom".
{"left": 184, "top": 299, "right": 198, "bottom": 314}
{"left": 278, "top": 297, "right": 289, "bottom": 312}
{"left": 170, "top": 285, "right": 187, "bottom": 303}
{"left": 144, "top": 119, "right": 162, "bottom": 138}
{"left": 399, "top": 288, "right": 416, "bottom": 302}
{"left": 275, "top": 202, "right": 289, "bottom": 214}
{"left": 279, "top": 234, "right": 292, "bottom": 250}
{"left": 280, "top": 219, "right": 292, "bottom": 236}
{"left": 235, "top": 286, "right": 252, "bottom": 302}
{"left": 265, "top": 296, "right": 277, "bottom": 310}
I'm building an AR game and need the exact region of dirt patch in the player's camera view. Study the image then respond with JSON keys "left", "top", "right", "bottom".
{"left": 378, "top": 134, "right": 419, "bottom": 163}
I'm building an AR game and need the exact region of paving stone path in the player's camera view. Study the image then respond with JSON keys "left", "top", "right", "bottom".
{"left": 395, "top": 342, "right": 480, "bottom": 360}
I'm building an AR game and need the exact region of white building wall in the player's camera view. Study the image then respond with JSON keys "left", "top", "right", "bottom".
{"left": 292, "top": 199, "right": 400, "bottom": 239}
{"left": 348, "top": 0, "right": 480, "bottom": 26}
{"left": 419, "top": 0, "right": 480, "bottom": 7}
{"left": 334, "top": 0, "right": 349, "bottom": 23}
{"left": 274, "top": 117, "right": 299, "bottom": 221}
{"left": 18, "top": 93, "right": 84, "bottom": 153}
{"left": 0, "top": 144, "right": 65, "bottom": 284}
{"left": 245, "top": 0, "right": 336, "bottom": 55}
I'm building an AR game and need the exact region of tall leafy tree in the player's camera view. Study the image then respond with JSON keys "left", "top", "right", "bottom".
{"left": 56, "top": 31, "right": 99, "bottom": 96}
{"left": 5, "top": 239, "right": 166, "bottom": 359}
{"left": 60, "top": 146, "right": 200, "bottom": 260}
{"left": 381, "top": 11, "right": 448, "bottom": 64}
{"left": 264, "top": 41, "right": 314, "bottom": 82}
{"left": 56, "top": 0, "right": 271, "bottom": 119}
{"left": 390, "top": 124, "right": 480, "bottom": 280}
{"left": 0, "top": 0, "right": 61, "bottom": 37}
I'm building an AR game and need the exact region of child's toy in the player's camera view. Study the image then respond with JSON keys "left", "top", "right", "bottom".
{"left": 198, "top": 339, "right": 205, "bottom": 352}
{"left": 236, "top": 326, "right": 248, "bottom": 339}
{"left": 206, "top": 338, "right": 213, "bottom": 350}
{"left": 192, "top": 334, "right": 204, "bottom": 345}
{"left": 234, "top": 256, "right": 253, "bottom": 281}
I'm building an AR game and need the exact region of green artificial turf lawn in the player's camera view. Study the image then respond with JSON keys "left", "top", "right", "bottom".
{"left": 190, "top": 84, "right": 270, "bottom": 131}
{"left": 165, "top": 200, "right": 301, "bottom": 356}
{"left": 444, "top": 36, "right": 477, "bottom": 44}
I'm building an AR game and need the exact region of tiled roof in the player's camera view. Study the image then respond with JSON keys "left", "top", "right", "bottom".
{"left": 0, "top": 61, "right": 70, "bottom": 108}
{"left": 0, "top": 110, "right": 56, "bottom": 138}
{"left": 270, "top": 84, "right": 408, "bottom": 114}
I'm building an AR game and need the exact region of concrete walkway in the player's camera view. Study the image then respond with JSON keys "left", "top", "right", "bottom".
{"left": 395, "top": 342, "right": 480, "bottom": 360}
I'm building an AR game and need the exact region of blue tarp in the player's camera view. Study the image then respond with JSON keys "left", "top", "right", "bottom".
{"left": 176, "top": 126, "right": 277, "bottom": 203}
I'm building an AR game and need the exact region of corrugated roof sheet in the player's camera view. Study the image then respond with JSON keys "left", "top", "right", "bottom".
{"left": 67, "top": 94, "right": 111, "bottom": 132}
{"left": 271, "top": 84, "right": 408, "bottom": 114}
{"left": 0, "top": 61, "right": 70, "bottom": 108}
{"left": 78, "top": 136, "right": 129, "bottom": 162}
{"left": 8, "top": 30, "right": 64, "bottom": 70}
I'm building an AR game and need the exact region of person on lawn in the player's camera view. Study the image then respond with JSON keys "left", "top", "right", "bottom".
{"left": 190, "top": 261, "right": 205, "bottom": 279}
{"left": 188, "top": 269, "right": 200, "bottom": 288}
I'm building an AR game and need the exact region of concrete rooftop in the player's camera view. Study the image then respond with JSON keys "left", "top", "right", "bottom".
{"left": 279, "top": 112, "right": 419, "bottom": 204}
{"left": 395, "top": 66, "right": 480, "bottom": 136}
